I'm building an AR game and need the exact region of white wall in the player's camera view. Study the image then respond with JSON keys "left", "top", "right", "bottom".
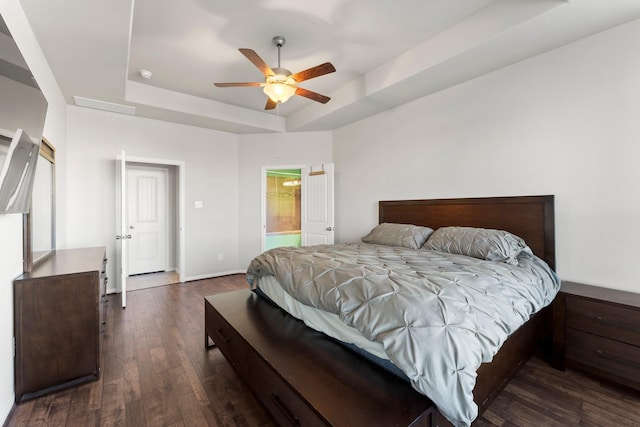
{"left": 0, "top": 0, "right": 67, "bottom": 422}
{"left": 0, "top": 214, "right": 22, "bottom": 422}
{"left": 334, "top": 18, "right": 640, "bottom": 293}
{"left": 66, "top": 106, "right": 241, "bottom": 287}
{"left": 238, "top": 131, "right": 333, "bottom": 267}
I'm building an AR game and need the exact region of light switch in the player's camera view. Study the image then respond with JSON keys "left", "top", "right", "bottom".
{"left": 194, "top": 200, "right": 203, "bottom": 209}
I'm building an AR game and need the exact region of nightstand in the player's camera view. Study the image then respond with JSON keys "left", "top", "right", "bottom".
{"left": 553, "top": 281, "right": 640, "bottom": 391}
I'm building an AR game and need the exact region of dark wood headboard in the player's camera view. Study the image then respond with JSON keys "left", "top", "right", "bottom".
{"left": 379, "top": 195, "right": 555, "bottom": 271}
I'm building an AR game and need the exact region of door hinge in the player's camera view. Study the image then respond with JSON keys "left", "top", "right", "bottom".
{"left": 12, "top": 337, "right": 16, "bottom": 358}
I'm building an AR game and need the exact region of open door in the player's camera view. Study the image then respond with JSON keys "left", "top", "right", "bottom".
{"left": 301, "top": 163, "right": 334, "bottom": 245}
{"left": 127, "top": 166, "right": 168, "bottom": 275}
{"left": 115, "top": 150, "right": 128, "bottom": 307}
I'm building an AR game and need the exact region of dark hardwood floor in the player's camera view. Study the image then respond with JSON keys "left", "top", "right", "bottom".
{"left": 5, "top": 274, "right": 640, "bottom": 426}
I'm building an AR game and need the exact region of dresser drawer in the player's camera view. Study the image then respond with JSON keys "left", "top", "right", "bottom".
{"left": 205, "top": 302, "right": 250, "bottom": 379}
{"left": 248, "top": 351, "right": 327, "bottom": 427}
{"left": 566, "top": 297, "right": 640, "bottom": 346}
{"left": 566, "top": 328, "right": 640, "bottom": 387}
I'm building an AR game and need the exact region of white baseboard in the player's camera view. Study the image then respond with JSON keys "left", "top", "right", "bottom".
{"left": 1, "top": 397, "right": 14, "bottom": 426}
{"left": 105, "top": 270, "right": 246, "bottom": 294}
{"left": 182, "top": 270, "right": 246, "bottom": 283}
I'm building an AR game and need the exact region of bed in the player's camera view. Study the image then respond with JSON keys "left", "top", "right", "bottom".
{"left": 205, "top": 195, "right": 559, "bottom": 427}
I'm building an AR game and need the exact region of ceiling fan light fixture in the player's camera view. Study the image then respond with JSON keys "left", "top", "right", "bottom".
{"left": 214, "top": 36, "right": 335, "bottom": 110}
{"left": 263, "top": 74, "right": 296, "bottom": 103}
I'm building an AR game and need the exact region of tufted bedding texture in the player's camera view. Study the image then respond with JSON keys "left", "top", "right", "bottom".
{"left": 246, "top": 242, "right": 560, "bottom": 427}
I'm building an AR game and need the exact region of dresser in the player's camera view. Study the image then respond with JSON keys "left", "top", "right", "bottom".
{"left": 13, "top": 247, "right": 107, "bottom": 403}
{"left": 553, "top": 281, "right": 640, "bottom": 391}
{"left": 205, "top": 289, "right": 442, "bottom": 427}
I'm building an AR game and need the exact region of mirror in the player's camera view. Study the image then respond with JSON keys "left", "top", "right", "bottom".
{"left": 2, "top": 14, "right": 52, "bottom": 271}
{"left": 23, "top": 137, "right": 55, "bottom": 272}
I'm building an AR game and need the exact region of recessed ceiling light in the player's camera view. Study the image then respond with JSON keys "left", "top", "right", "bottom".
{"left": 139, "top": 69, "right": 152, "bottom": 79}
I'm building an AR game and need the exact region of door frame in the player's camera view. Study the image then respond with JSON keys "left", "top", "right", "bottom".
{"left": 261, "top": 165, "right": 304, "bottom": 252}
{"left": 117, "top": 155, "right": 186, "bottom": 286}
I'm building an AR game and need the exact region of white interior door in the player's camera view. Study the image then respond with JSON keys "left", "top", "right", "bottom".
{"left": 115, "top": 151, "right": 128, "bottom": 308}
{"left": 127, "top": 166, "right": 167, "bottom": 275}
{"left": 301, "top": 163, "right": 334, "bottom": 246}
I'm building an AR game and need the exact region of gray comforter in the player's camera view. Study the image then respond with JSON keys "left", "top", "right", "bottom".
{"left": 246, "top": 243, "right": 560, "bottom": 426}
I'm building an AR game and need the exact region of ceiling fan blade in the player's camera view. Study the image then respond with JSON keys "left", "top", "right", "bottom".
{"left": 214, "top": 82, "right": 262, "bottom": 87}
{"left": 295, "top": 87, "right": 330, "bottom": 104}
{"left": 290, "top": 62, "right": 336, "bottom": 83}
{"left": 239, "top": 48, "right": 274, "bottom": 77}
{"left": 265, "top": 98, "right": 277, "bottom": 110}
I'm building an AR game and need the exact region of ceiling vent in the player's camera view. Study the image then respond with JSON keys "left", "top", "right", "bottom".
{"left": 73, "top": 96, "right": 136, "bottom": 115}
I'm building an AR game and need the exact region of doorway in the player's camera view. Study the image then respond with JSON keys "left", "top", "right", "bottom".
{"left": 116, "top": 153, "right": 184, "bottom": 303}
{"left": 261, "top": 164, "right": 335, "bottom": 252}
{"left": 264, "top": 168, "right": 302, "bottom": 251}
{"left": 127, "top": 165, "right": 168, "bottom": 276}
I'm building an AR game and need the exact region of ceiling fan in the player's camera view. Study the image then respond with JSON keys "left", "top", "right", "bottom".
{"left": 214, "top": 36, "right": 336, "bottom": 110}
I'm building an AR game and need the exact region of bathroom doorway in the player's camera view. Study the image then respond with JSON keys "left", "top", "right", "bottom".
{"left": 263, "top": 168, "right": 302, "bottom": 251}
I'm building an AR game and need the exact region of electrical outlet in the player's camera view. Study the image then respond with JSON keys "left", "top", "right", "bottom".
{"left": 194, "top": 200, "right": 203, "bottom": 209}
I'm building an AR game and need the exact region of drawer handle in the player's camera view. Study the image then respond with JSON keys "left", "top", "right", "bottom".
{"left": 216, "top": 328, "right": 231, "bottom": 343}
{"left": 595, "top": 316, "right": 640, "bottom": 333}
{"left": 595, "top": 349, "right": 640, "bottom": 370}
{"left": 271, "top": 392, "right": 300, "bottom": 426}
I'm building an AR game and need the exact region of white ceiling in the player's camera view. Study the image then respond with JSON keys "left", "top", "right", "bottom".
{"left": 18, "top": 0, "right": 640, "bottom": 134}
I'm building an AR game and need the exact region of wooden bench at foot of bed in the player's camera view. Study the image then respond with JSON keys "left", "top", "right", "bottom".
{"left": 205, "top": 289, "right": 448, "bottom": 427}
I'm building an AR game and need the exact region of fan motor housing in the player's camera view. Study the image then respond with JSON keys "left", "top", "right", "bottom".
{"left": 271, "top": 67, "right": 292, "bottom": 78}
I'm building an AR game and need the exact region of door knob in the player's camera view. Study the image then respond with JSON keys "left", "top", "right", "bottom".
{"left": 129, "top": 226, "right": 135, "bottom": 229}
{"left": 326, "top": 226, "right": 333, "bottom": 231}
